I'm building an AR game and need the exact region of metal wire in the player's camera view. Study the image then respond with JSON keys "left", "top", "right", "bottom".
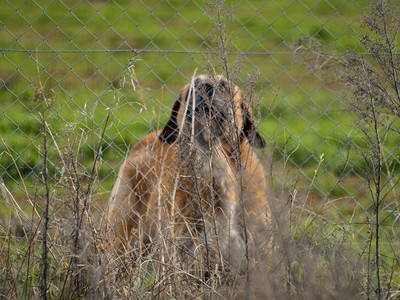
{"left": 1, "top": 0, "right": 399, "bottom": 261}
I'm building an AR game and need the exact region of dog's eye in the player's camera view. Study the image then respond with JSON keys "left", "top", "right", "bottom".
{"left": 218, "top": 80, "right": 227, "bottom": 91}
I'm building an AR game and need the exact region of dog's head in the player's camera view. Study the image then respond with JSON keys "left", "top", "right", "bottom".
{"left": 159, "top": 74, "right": 266, "bottom": 149}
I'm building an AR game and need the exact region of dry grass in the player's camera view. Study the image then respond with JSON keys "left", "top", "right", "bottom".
{"left": 0, "top": 77, "right": 365, "bottom": 300}
{"left": 1, "top": 1, "right": 399, "bottom": 299}
{"left": 0, "top": 107, "right": 365, "bottom": 299}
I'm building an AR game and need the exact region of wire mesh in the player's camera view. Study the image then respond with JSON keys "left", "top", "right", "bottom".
{"left": 1, "top": 0, "right": 399, "bottom": 297}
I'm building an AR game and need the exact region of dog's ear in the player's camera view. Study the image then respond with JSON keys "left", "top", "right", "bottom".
{"left": 159, "top": 94, "right": 182, "bottom": 144}
{"left": 241, "top": 103, "right": 267, "bottom": 149}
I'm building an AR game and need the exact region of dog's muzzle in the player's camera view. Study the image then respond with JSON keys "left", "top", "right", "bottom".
{"left": 186, "top": 82, "right": 228, "bottom": 126}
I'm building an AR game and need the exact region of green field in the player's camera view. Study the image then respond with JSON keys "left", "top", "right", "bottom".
{"left": 3, "top": 0, "right": 399, "bottom": 252}
{"left": 1, "top": 0, "right": 372, "bottom": 202}
{"left": 2, "top": 0, "right": 400, "bottom": 298}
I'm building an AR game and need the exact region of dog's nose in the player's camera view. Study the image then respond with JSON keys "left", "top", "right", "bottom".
{"left": 203, "top": 82, "right": 213, "bottom": 97}
{"left": 185, "top": 82, "right": 215, "bottom": 120}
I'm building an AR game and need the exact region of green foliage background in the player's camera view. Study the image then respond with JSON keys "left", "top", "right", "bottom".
{"left": 1, "top": 0, "right": 374, "bottom": 210}
{"left": 2, "top": 1, "right": 400, "bottom": 297}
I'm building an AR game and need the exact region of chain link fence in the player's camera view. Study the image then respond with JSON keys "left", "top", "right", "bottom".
{"left": 1, "top": 0, "right": 399, "bottom": 297}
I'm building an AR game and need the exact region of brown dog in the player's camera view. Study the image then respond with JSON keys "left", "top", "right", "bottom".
{"left": 104, "top": 74, "right": 269, "bottom": 264}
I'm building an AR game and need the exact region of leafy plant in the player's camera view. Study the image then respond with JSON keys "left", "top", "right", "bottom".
{"left": 340, "top": 1, "right": 400, "bottom": 298}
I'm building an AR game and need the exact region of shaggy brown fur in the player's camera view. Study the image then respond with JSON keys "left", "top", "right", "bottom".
{"left": 104, "top": 75, "right": 270, "bottom": 263}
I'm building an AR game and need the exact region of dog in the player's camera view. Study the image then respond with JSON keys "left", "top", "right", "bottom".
{"left": 104, "top": 74, "right": 270, "bottom": 266}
